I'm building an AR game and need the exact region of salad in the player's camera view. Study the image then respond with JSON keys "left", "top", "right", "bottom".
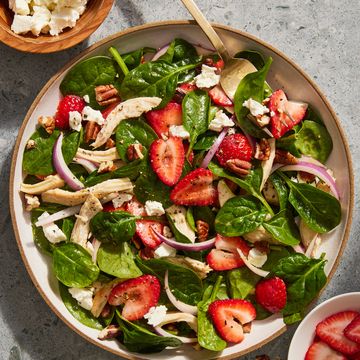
{"left": 19, "top": 38, "right": 342, "bottom": 354}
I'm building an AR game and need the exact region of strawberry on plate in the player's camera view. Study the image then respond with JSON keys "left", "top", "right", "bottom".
{"left": 136, "top": 220, "right": 163, "bottom": 249}
{"left": 145, "top": 101, "right": 182, "bottom": 137}
{"left": 208, "top": 299, "right": 256, "bottom": 343}
{"left": 102, "top": 202, "right": 126, "bottom": 212}
{"left": 316, "top": 311, "right": 360, "bottom": 355}
{"left": 170, "top": 168, "right": 217, "bottom": 206}
{"left": 305, "top": 341, "right": 348, "bottom": 360}
{"left": 255, "top": 277, "right": 287, "bottom": 313}
{"left": 208, "top": 85, "right": 233, "bottom": 106}
{"left": 207, "top": 234, "right": 250, "bottom": 271}
{"left": 345, "top": 314, "right": 360, "bottom": 344}
{"left": 55, "top": 95, "right": 85, "bottom": 129}
{"left": 149, "top": 137, "right": 185, "bottom": 186}
{"left": 125, "top": 198, "right": 146, "bottom": 216}
{"left": 108, "top": 275, "right": 161, "bottom": 321}
{"left": 177, "top": 82, "right": 197, "bottom": 94}
{"left": 268, "top": 89, "right": 308, "bottom": 139}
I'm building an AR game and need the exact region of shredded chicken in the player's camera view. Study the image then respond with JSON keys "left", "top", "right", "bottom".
{"left": 76, "top": 147, "right": 120, "bottom": 163}
{"left": 166, "top": 256, "right": 212, "bottom": 279}
{"left": 71, "top": 194, "right": 103, "bottom": 248}
{"left": 20, "top": 174, "right": 64, "bottom": 195}
{"left": 243, "top": 225, "right": 277, "bottom": 244}
{"left": 91, "top": 97, "right": 162, "bottom": 149}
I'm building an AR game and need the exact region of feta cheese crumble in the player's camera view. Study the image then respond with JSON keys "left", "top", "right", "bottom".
{"left": 145, "top": 201, "right": 165, "bottom": 216}
{"left": 242, "top": 98, "right": 269, "bottom": 117}
{"left": 144, "top": 305, "right": 167, "bottom": 326}
{"left": 37, "top": 211, "right": 67, "bottom": 244}
{"left": 9, "top": 0, "right": 30, "bottom": 15}
{"left": 82, "top": 106, "right": 105, "bottom": 126}
{"left": 194, "top": 65, "right": 220, "bottom": 88}
{"left": 83, "top": 94, "right": 90, "bottom": 103}
{"left": 154, "top": 243, "right": 176, "bottom": 258}
{"left": 112, "top": 193, "right": 132, "bottom": 209}
{"left": 68, "top": 287, "right": 94, "bottom": 311}
{"left": 169, "top": 125, "right": 190, "bottom": 139}
{"left": 208, "top": 110, "right": 235, "bottom": 132}
{"left": 69, "top": 111, "right": 82, "bottom": 132}
{"left": 248, "top": 248, "right": 268, "bottom": 268}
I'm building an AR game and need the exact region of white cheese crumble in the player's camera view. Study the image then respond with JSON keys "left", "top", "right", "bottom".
{"left": 37, "top": 211, "right": 67, "bottom": 244}
{"left": 24, "top": 194, "right": 40, "bottom": 211}
{"left": 154, "top": 243, "right": 176, "bottom": 258}
{"left": 31, "top": 6, "right": 51, "bottom": 36}
{"left": 162, "top": 225, "right": 173, "bottom": 238}
{"left": 112, "top": 193, "right": 132, "bottom": 209}
{"left": 194, "top": 65, "right": 220, "bottom": 88}
{"left": 145, "top": 201, "right": 165, "bottom": 216}
{"left": 9, "top": 0, "right": 30, "bottom": 15}
{"left": 144, "top": 305, "right": 167, "bottom": 326}
{"left": 11, "top": 15, "right": 33, "bottom": 34}
{"left": 169, "top": 125, "right": 190, "bottom": 139}
{"left": 68, "top": 287, "right": 94, "bottom": 311}
{"left": 82, "top": 106, "right": 105, "bottom": 125}
{"left": 208, "top": 110, "right": 235, "bottom": 132}
{"left": 83, "top": 94, "right": 90, "bottom": 103}
{"left": 248, "top": 248, "right": 268, "bottom": 268}
{"left": 69, "top": 110, "right": 82, "bottom": 132}
{"left": 243, "top": 98, "right": 269, "bottom": 117}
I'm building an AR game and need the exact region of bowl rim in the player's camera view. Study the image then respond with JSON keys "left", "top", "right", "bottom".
{"left": 0, "top": 0, "right": 114, "bottom": 53}
{"left": 9, "top": 19, "right": 354, "bottom": 359}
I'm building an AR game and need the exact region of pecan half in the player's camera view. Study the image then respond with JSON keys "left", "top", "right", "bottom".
{"left": 299, "top": 171, "right": 316, "bottom": 183}
{"left": 98, "top": 160, "right": 116, "bottom": 174}
{"left": 98, "top": 325, "right": 121, "bottom": 340}
{"left": 139, "top": 247, "right": 155, "bottom": 260}
{"left": 254, "top": 139, "right": 271, "bottom": 161}
{"left": 254, "top": 240, "right": 270, "bottom": 254}
{"left": 26, "top": 139, "right": 36, "bottom": 150}
{"left": 274, "top": 149, "right": 298, "bottom": 165}
{"left": 84, "top": 121, "right": 101, "bottom": 143}
{"left": 105, "top": 138, "right": 115, "bottom": 149}
{"left": 38, "top": 116, "right": 55, "bottom": 134}
{"left": 226, "top": 159, "right": 252, "bottom": 177}
{"left": 196, "top": 220, "right": 209, "bottom": 242}
{"left": 95, "top": 84, "right": 120, "bottom": 107}
{"left": 127, "top": 143, "right": 144, "bottom": 161}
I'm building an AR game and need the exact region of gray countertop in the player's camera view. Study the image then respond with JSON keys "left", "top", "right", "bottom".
{"left": 1, "top": 1, "right": 359, "bottom": 359}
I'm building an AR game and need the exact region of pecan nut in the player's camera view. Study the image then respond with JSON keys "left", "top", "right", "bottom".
{"left": 274, "top": 149, "right": 298, "bottom": 165}
{"left": 84, "top": 121, "right": 101, "bottom": 143}
{"left": 98, "top": 325, "right": 121, "bottom": 340}
{"left": 105, "top": 138, "right": 115, "bottom": 149}
{"left": 95, "top": 84, "right": 120, "bottom": 107}
{"left": 226, "top": 159, "right": 252, "bottom": 177}
{"left": 127, "top": 143, "right": 144, "bottom": 161}
{"left": 299, "top": 171, "right": 316, "bottom": 183}
{"left": 254, "top": 139, "right": 271, "bottom": 161}
{"left": 196, "top": 220, "right": 209, "bottom": 242}
{"left": 38, "top": 116, "right": 55, "bottom": 134}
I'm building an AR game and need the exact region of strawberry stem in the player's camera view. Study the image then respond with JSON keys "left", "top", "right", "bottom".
{"left": 109, "top": 47, "right": 129, "bottom": 76}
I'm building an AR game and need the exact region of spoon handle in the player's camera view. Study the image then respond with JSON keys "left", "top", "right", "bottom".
{"left": 181, "top": 0, "right": 231, "bottom": 62}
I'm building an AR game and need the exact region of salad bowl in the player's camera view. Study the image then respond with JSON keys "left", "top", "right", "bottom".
{"left": 9, "top": 20, "right": 354, "bottom": 359}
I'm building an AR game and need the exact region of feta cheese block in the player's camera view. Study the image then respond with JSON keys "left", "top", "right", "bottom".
{"left": 154, "top": 243, "right": 176, "bottom": 258}
{"left": 68, "top": 287, "right": 94, "bottom": 310}
{"left": 37, "top": 211, "right": 67, "bottom": 244}
{"left": 242, "top": 98, "right": 269, "bottom": 117}
{"left": 11, "top": 14, "right": 33, "bottom": 34}
{"left": 208, "top": 110, "right": 235, "bottom": 132}
{"left": 169, "top": 125, "right": 190, "bottom": 139}
{"left": 144, "top": 305, "right": 167, "bottom": 326}
{"left": 145, "top": 201, "right": 165, "bottom": 216}
{"left": 81, "top": 106, "right": 105, "bottom": 125}
{"left": 69, "top": 111, "right": 82, "bottom": 132}
{"left": 9, "top": 0, "right": 30, "bottom": 16}
{"left": 49, "top": 7, "right": 80, "bottom": 36}
{"left": 195, "top": 65, "right": 220, "bottom": 88}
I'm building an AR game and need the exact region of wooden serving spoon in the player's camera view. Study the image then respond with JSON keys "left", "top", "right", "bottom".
{"left": 181, "top": 0, "right": 257, "bottom": 100}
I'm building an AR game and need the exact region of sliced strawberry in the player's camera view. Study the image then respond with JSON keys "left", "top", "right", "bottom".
{"left": 305, "top": 341, "right": 348, "bottom": 360}
{"left": 149, "top": 137, "right": 185, "bottom": 186}
{"left": 345, "top": 315, "right": 360, "bottom": 344}
{"left": 125, "top": 198, "right": 146, "bottom": 216}
{"left": 145, "top": 101, "right": 182, "bottom": 137}
{"left": 255, "top": 277, "right": 287, "bottom": 313}
{"left": 206, "top": 234, "right": 250, "bottom": 271}
{"left": 108, "top": 275, "right": 161, "bottom": 321}
{"left": 102, "top": 202, "right": 126, "bottom": 212}
{"left": 215, "top": 133, "right": 252, "bottom": 167}
{"left": 55, "top": 95, "right": 85, "bottom": 129}
{"left": 269, "top": 89, "right": 308, "bottom": 139}
{"left": 177, "top": 82, "right": 197, "bottom": 94}
{"left": 209, "top": 85, "right": 233, "bottom": 106}
{"left": 101, "top": 100, "right": 121, "bottom": 119}
{"left": 316, "top": 311, "right": 360, "bottom": 355}
{"left": 136, "top": 220, "right": 163, "bottom": 249}
{"left": 170, "top": 168, "right": 217, "bottom": 206}
{"left": 208, "top": 299, "right": 256, "bottom": 343}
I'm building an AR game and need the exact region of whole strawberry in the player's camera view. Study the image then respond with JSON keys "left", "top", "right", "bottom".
{"left": 255, "top": 276, "right": 287, "bottom": 313}
{"left": 55, "top": 95, "right": 85, "bottom": 129}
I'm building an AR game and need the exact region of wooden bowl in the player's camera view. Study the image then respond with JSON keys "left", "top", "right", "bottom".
{"left": 0, "top": 0, "right": 114, "bottom": 53}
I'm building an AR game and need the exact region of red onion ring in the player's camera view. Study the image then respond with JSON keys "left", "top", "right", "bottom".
{"left": 73, "top": 157, "right": 98, "bottom": 173}
{"left": 154, "top": 326, "right": 197, "bottom": 344}
{"left": 299, "top": 156, "right": 326, "bottom": 168}
{"left": 292, "top": 244, "right": 305, "bottom": 254}
{"left": 237, "top": 249, "right": 269, "bottom": 278}
{"left": 35, "top": 205, "right": 81, "bottom": 227}
{"left": 53, "top": 133, "right": 85, "bottom": 191}
{"left": 152, "top": 44, "right": 170, "bottom": 61}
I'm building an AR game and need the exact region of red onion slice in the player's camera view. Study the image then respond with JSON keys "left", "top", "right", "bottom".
{"left": 200, "top": 127, "right": 228, "bottom": 169}
{"left": 154, "top": 326, "right": 197, "bottom": 343}
{"left": 73, "top": 157, "right": 98, "bottom": 173}
{"left": 292, "top": 244, "right": 305, "bottom": 254}
{"left": 300, "top": 156, "right": 326, "bottom": 168}
{"left": 152, "top": 228, "right": 215, "bottom": 251}
{"left": 53, "top": 133, "right": 85, "bottom": 191}
{"left": 237, "top": 249, "right": 270, "bottom": 277}
{"left": 164, "top": 271, "right": 198, "bottom": 315}
{"left": 270, "top": 163, "right": 283, "bottom": 175}
{"left": 35, "top": 205, "right": 81, "bottom": 227}
{"left": 152, "top": 44, "right": 170, "bottom": 61}
{"left": 92, "top": 238, "right": 101, "bottom": 263}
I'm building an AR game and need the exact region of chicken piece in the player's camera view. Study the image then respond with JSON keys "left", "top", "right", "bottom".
{"left": 20, "top": 174, "right": 64, "bottom": 195}
{"left": 76, "top": 147, "right": 120, "bottom": 163}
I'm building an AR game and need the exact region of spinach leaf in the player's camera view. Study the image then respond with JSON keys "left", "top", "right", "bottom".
{"left": 23, "top": 128, "right": 81, "bottom": 176}
{"left": 279, "top": 173, "right": 341, "bottom": 233}
{"left": 62, "top": 217, "right": 75, "bottom": 241}
{"left": 90, "top": 211, "right": 137, "bottom": 244}
{"left": 215, "top": 195, "right": 268, "bottom": 236}
{"left": 166, "top": 215, "right": 192, "bottom": 244}
{"left": 115, "top": 118, "right": 158, "bottom": 162}
{"left": 186, "top": 208, "right": 197, "bottom": 232}
{"left": 159, "top": 38, "right": 198, "bottom": 63}
{"left": 271, "top": 253, "right": 327, "bottom": 320}
{"left": 119, "top": 60, "right": 200, "bottom": 109}
{"left": 53, "top": 243, "right": 99, "bottom": 287}
{"left": 262, "top": 246, "right": 293, "bottom": 271}
{"left": 227, "top": 267, "right": 260, "bottom": 299}
{"left": 276, "top": 132, "right": 302, "bottom": 158}
{"left": 269, "top": 172, "right": 289, "bottom": 210}
{"left": 193, "top": 131, "right": 217, "bottom": 150}
{"left": 58, "top": 282, "right": 103, "bottom": 330}
{"left": 116, "top": 311, "right": 181, "bottom": 353}
{"left": 122, "top": 47, "right": 156, "bottom": 70}
{"left": 263, "top": 209, "right": 301, "bottom": 246}
{"left": 234, "top": 57, "right": 273, "bottom": 138}
{"left": 306, "top": 105, "right": 324, "bottom": 124}
{"left": 235, "top": 49, "right": 265, "bottom": 69}
{"left": 60, "top": 56, "right": 118, "bottom": 109}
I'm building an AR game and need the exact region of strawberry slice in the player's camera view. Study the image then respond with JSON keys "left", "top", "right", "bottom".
{"left": 55, "top": 95, "right": 85, "bottom": 129}
{"left": 108, "top": 275, "right": 161, "bottom": 321}
{"left": 269, "top": 89, "right": 308, "bottom": 138}
{"left": 125, "top": 198, "right": 146, "bottom": 216}
{"left": 255, "top": 277, "right": 287, "bottom": 313}
{"left": 102, "top": 202, "right": 126, "bottom": 212}
{"left": 149, "top": 137, "right": 185, "bottom": 186}
{"left": 170, "top": 168, "right": 217, "bottom": 206}
{"left": 208, "top": 299, "right": 256, "bottom": 343}
{"left": 206, "top": 235, "right": 250, "bottom": 271}
{"left": 316, "top": 311, "right": 360, "bottom": 355}
{"left": 145, "top": 101, "right": 182, "bottom": 137}
{"left": 136, "top": 220, "right": 163, "bottom": 249}
{"left": 345, "top": 315, "right": 360, "bottom": 344}
{"left": 209, "top": 85, "right": 233, "bottom": 106}
{"left": 305, "top": 341, "right": 348, "bottom": 360}
{"left": 177, "top": 82, "right": 197, "bottom": 94}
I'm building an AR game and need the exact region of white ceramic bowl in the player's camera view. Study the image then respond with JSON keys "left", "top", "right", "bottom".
{"left": 9, "top": 21, "right": 354, "bottom": 360}
{"left": 288, "top": 292, "right": 360, "bottom": 359}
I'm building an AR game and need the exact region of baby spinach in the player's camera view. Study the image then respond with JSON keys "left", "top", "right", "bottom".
{"left": 60, "top": 56, "right": 118, "bottom": 109}
{"left": 215, "top": 195, "right": 268, "bottom": 236}
{"left": 269, "top": 172, "right": 289, "bottom": 210}
{"left": 193, "top": 131, "right": 217, "bottom": 150}
{"left": 124, "top": 47, "right": 156, "bottom": 69}
{"left": 182, "top": 89, "right": 210, "bottom": 153}
{"left": 306, "top": 105, "right": 324, "bottom": 125}
{"left": 159, "top": 38, "right": 198, "bottom": 63}
{"left": 115, "top": 118, "right": 158, "bottom": 162}
{"left": 90, "top": 211, "right": 137, "bottom": 244}
{"left": 227, "top": 267, "right": 260, "bottom": 299}
{"left": 263, "top": 209, "right": 301, "bottom": 246}
{"left": 97, "top": 242, "right": 142, "bottom": 279}
{"left": 276, "top": 132, "right": 302, "bottom": 158}
{"left": 116, "top": 311, "right": 181, "bottom": 353}
{"left": 23, "top": 128, "right": 81, "bottom": 175}
{"left": 53, "top": 243, "right": 99, "bottom": 288}
{"left": 61, "top": 217, "right": 75, "bottom": 241}
{"left": 234, "top": 57, "right": 273, "bottom": 138}
{"left": 278, "top": 172, "right": 341, "bottom": 233}
{"left": 235, "top": 49, "right": 265, "bottom": 69}
{"left": 166, "top": 215, "right": 192, "bottom": 244}
{"left": 59, "top": 282, "right": 103, "bottom": 330}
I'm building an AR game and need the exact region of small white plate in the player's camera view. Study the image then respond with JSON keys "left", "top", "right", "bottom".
{"left": 288, "top": 292, "right": 360, "bottom": 360}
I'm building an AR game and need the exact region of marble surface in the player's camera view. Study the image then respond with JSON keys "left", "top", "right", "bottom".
{"left": 1, "top": 0, "right": 359, "bottom": 359}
